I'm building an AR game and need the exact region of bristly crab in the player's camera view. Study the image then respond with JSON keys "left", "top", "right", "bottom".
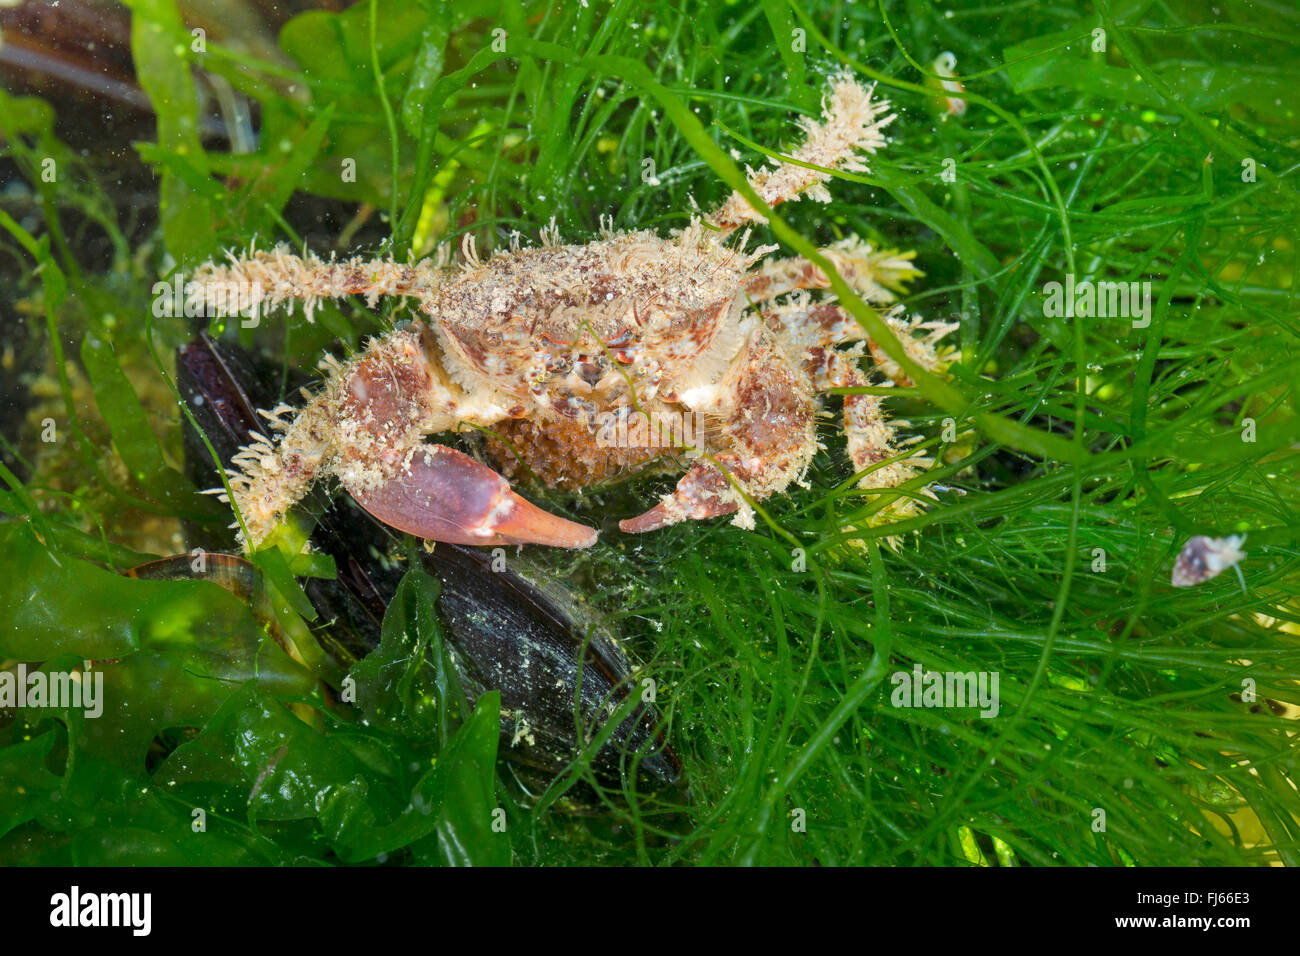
{"left": 190, "top": 74, "right": 956, "bottom": 551}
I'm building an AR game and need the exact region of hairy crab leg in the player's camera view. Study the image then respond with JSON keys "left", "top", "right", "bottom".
{"left": 763, "top": 300, "right": 958, "bottom": 388}
{"left": 331, "top": 331, "right": 597, "bottom": 548}
{"left": 347, "top": 445, "right": 598, "bottom": 548}
{"left": 743, "top": 240, "right": 922, "bottom": 306}
{"left": 618, "top": 454, "right": 746, "bottom": 533}
{"left": 707, "top": 75, "right": 893, "bottom": 235}
{"left": 621, "top": 332, "right": 818, "bottom": 533}
{"left": 212, "top": 324, "right": 595, "bottom": 550}
{"left": 805, "top": 347, "right": 931, "bottom": 490}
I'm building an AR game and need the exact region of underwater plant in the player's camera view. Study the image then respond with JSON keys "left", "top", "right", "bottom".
{"left": 0, "top": 0, "right": 1298, "bottom": 868}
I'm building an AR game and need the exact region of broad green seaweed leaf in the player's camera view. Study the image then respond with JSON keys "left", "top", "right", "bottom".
{"left": 123, "top": 0, "right": 217, "bottom": 263}
{"left": 349, "top": 569, "right": 446, "bottom": 739}
{"left": 401, "top": 3, "right": 452, "bottom": 138}
{"left": 0, "top": 732, "right": 64, "bottom": 840}
{"left": 322, "top": 691, "right": 504, "bottom": 864}
{"left": 80, "top": 335, "right": 207, "bottom": 511}
{"left": 1, "top": 523, "right": 244, "bottom": 659}
{"left": 271, "top": 0, "right": 430, "bottom": 207}
{"left": 409, "top": 691, "right": 507, "bottom": 867}
{"left": 1004, "top": 27, "right": 1300, "bottom": 114}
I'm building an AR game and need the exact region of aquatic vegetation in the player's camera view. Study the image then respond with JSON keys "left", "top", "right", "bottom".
{"left": 1, "top": 0, "right": 1298, "bottom": 866}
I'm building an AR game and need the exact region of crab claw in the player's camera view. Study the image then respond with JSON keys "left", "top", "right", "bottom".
{"left": 619, "top": 457, "right": 744, "bottom": 533}
{"left": 346, "top": 445, "right": 598, "bottom": 548}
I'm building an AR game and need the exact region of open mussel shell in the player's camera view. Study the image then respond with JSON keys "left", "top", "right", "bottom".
{"left": 176, "top": 332, "right": 682, "bottom": 796}
{"left": 124, "top": 551, "right": 258, "bottom": 595}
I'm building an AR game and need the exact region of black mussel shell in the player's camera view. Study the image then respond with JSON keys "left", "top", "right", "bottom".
{"left": 175, "top": 332, "right": 682, "bottom": 795}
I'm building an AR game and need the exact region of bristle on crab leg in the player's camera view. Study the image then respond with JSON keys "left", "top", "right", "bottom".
{"left": 346, "top": 445, "right": 598, "bottom": 549}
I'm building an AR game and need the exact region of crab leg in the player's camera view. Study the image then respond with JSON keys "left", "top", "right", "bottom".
{"left": 743, "top": 240, "right": 921, "bottom": 306}
{"left": 333, "top": 332, "right": 597, "bottom": 548}
{"left": 620, "top": 332, "right": 818, "bottom": 533}
{"left": 346, "top": 445, "right": 597, "bottom": 548}
{"left": 217, "top": 325, "right": 595, "bottom": 550}
{"left": 805, "top": 347, "right": 929, "bottom": 490}
{"left": 764, "top": 300, "right": 958, "bottom": 388}
{"left": 618, "top": 454, "right": 747, "bottom": 533}
{"left": 707, "top": 76, "right": 893, "bottom": 235}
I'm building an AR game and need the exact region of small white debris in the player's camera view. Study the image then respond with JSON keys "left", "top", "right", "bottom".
{"left": 1171, "top": 534, "right": 1247, "bottom": 588}
{"left": 933, "top": 52, "right": 967, "bottom": 118}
